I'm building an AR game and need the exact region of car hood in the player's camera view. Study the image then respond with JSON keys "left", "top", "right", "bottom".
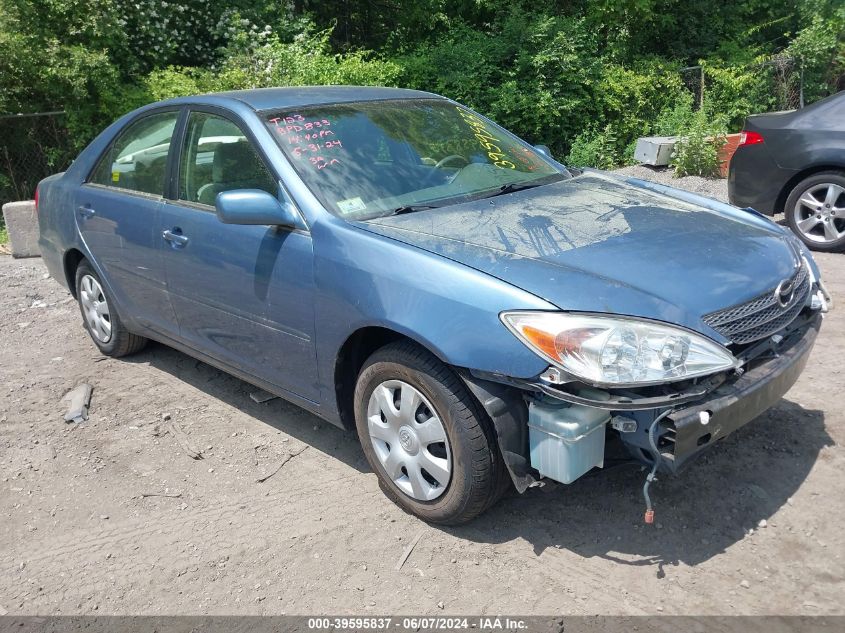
{"left": 356, "top": 172, "right": 804, "bottom": 342}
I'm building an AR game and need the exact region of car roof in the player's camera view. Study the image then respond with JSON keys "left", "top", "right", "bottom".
{"left": 167, "top": 86, "right": 444, "bottom": 113}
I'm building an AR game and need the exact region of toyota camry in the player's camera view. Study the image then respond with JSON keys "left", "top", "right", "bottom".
{"left": 37, "top": 86, "right": 832, "bottom": 524}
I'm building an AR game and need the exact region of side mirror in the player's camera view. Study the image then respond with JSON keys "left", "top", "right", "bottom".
{"left": 534, "top": 144, "right": 553, "bottom": 158}
{"left": 215, "top": 190, "right": 299, "bottom": 228}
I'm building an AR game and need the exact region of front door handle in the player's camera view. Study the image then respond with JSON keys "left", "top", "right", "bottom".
{"left": 162, "top": 229, "right": 189, "bottom": 247}
{"left": 77, "top": 205, "right": 95, "bottom": 219}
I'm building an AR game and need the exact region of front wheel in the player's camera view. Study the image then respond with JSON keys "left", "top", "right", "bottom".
{"left": 785, "top": 171, "right": 845, "bottom": 252}
{"left": 354, "top": 341, "right": 507, "bottom": 525}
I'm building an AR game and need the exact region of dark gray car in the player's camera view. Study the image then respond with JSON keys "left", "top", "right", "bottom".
{"left": 728, "top": 91, "right": 845, "bottom": 252}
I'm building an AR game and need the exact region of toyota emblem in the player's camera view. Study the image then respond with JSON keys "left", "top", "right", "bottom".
{"left": 774, "top": 278, "right": 795, "bottom": 308}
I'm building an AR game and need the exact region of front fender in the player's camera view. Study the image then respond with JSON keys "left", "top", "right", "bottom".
{"left": 312, "top": 216, "right": 554, "bottom": 412}
{"left": 615, "top": 173, "right": 792, "bottom": 236}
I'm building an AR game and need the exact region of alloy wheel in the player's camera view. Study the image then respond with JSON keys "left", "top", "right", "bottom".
{"left": 79, "top": 274, "right": 112, "bottom": 343}
{"left": 792, "top": 182, "right": 845, "bottom": 244}
{"left": 366, "top": 379, "right": 452, "bottom": 501}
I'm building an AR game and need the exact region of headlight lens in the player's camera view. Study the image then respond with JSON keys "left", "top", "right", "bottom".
{"left": 501, "top": 311, "right": 738, "bottom": 386}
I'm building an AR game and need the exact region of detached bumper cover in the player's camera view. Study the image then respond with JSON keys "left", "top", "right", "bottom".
{"left": 662, "top": 313, "right": 820, "bottom": 471}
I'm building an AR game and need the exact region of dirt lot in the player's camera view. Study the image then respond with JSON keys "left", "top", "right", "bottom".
{"left": 0, "top": 250, "right": 843, "bottom": 616}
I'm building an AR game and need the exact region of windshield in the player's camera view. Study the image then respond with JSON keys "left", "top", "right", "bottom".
{"left": 266, "top": 98, "right": 567, "bottom": 220}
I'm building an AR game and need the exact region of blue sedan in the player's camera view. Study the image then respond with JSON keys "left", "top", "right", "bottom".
{"left": 37, "top": 86, "right": 831, "bottom": 524}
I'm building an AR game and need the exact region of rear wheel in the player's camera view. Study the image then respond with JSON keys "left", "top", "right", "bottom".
{"left": 354, "top": 341, "right": 507, "bottom": 524}
{"left": 785, "top": 171, "right": 845, "bottom": 252}
{"left": 75, "top": 260, "right": 147, "bottom": 357}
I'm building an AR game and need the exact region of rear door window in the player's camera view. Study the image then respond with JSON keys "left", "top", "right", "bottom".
{"left": 89, "top": 111, "right": 179, "bottom": 196}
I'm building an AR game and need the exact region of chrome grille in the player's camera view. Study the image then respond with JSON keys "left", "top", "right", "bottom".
{"left": 702, "top": 264, "right": 810, "bottom": 345}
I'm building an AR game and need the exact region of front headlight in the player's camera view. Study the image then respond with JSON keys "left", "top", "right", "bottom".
{"left": 501, "top": 311, "right": 738, "bottom": 387}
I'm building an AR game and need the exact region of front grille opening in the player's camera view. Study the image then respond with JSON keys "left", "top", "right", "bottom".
{"left": 703, "top": 264, "right": 810, "bottom": 345}
{"left": 697, "top": 433, "right": 712, "bottom": 447}
{"left": 729, "top": 307, "right": 816, "bottom": 364}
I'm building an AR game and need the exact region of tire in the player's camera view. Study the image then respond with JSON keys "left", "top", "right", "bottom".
{"left": 785, "top": 171, "right": 845, "bottom": 252}
{"left": 354, "top": 341, "right": 507, "bottom": 525}
{"left": 75, "top": 260, "right": 147, "bottom": 357}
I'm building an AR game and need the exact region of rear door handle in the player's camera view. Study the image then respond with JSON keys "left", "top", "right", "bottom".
{"left": 77, "top": 205, "right": 95, "bottom": 219}
{"left": 162, "top": 229, "right": 189, "bottom": 247}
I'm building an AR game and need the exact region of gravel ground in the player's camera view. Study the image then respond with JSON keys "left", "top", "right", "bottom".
{"left": 1, "top": 179, "right": 843, "bottom": 616}
{"left": 614, "top": 165, "right": 729, "bottom": 203}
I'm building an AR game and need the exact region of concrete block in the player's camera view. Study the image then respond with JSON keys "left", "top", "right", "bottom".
{"left": 2, "top": 200, "right": 40, "bottom": 258}
{"left": 634, "top": 136, "right": 677, "bottom": 166}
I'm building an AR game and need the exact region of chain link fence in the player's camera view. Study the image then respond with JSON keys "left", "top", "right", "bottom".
{"left": 680, "top": 65, "right": 705, "bottom": 110}
{"left": 0, "top": 112, "right": 76, "bottom": 214}
{"left": 680, "top": 55, "right": 804, "bottom": 115}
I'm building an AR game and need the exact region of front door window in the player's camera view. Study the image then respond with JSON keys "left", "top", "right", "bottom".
{"left": 179, "top": 112, "right": 277, "bottom": 207}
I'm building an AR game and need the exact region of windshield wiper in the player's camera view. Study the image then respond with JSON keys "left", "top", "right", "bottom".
{"left": 390, "top": 204, "right": 438, "bottom": 216}
{"left": 483, "top": 182, "right": 544, "bottom": 199}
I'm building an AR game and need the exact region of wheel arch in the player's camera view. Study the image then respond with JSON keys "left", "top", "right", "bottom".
{"left": 335, "top": 326, "right": 534, "bottom": 495}
{"left": 63, "top": 248, "right": 86, "bottom": 298}
{"left": 775, "top": 164, "right": 845, "bottom": 215}
{"left": 333, "top": 326, "right": 450, "bottom": 431}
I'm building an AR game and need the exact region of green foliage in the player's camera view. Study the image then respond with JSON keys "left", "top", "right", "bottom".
{"left": 395, "top": 13, "right": 689, "bottom": 160}
{"left": 0, "top": 1, "right": 129, "bottom": 147}
{"left": 622, "top": 138, "right": 640, "bottom": 167}
{"left": 671, "top": 110, "right": 727, "bottom": 178}
{"left": 4, "top": 2, "right": 123, "bottom": 138}
{"left": 652, "top": 92, "right": 696, "bottom": 136}
{"left": 1, "top": 0, "right": 843, "bottom": 179}
{"left": 785, "top": 5, "right": 845, "bottom": 102}
{"left": 144, "top": 67, "right": 207, "bottom": 102}
{"left": 701, "top": 63, "right": 778, "bottom": 132}
{"left": 114, "top": 0, "right": 223, "bottom": 72}
{"left": 565, "top": 124, "right": 619, "bottom": 170}
{"left": 592, "top": 61, "right": 685, "bottom": 140}
{"left": 0, "top": 223, "right": 7, "bottom": 246}
{"left": 145, "top": 30, "right": 400, "bottom": 100}
{"left": 487, "top": 15, "right": 601, "bottom": 156}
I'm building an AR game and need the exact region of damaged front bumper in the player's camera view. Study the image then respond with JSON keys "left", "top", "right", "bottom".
{"left": 657, "top": 311, "right": 819, "bottom": 471}
{"left": 461, "top": 311, "right": 822, "bottom": 492}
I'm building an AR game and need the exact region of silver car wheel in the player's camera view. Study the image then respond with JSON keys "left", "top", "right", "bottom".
{"left": 792, "top": 182, "right": 845, "bottom": 244}
{"left": 366, "top": 379, "right": 451, "bottom": 501}
{"left": 79, "top": 274, "right": 112, "bottom": 343}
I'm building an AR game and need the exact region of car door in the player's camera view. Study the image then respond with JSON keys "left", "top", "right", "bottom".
{"left": 159, "top": 107, "right": 319, "bottom": 402}
{"left": 76, "top": 108, "right": 181, "bottom": 334}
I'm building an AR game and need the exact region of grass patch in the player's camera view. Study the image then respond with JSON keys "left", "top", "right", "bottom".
{"left": 0, "top": 224, "right": 8, "bottom": 246}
